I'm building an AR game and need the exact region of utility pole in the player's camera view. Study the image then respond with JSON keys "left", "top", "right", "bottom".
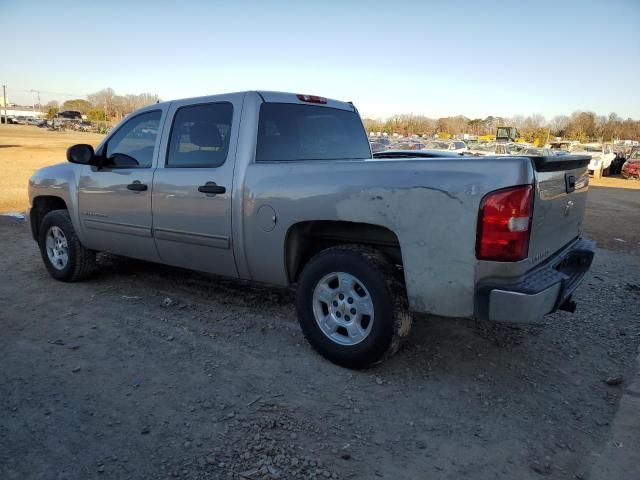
{"left": 29, "top": 89, "right": 41, "bottom": 117}
{"left": 2, "top": 85, "right": 7, "bottom": 125}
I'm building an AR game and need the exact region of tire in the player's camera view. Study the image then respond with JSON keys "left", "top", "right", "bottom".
{"left": 295, "top": 245, "right": 412, "bottom": 369}
{"left": 38, "top": 209, "right": 96, "bottom": 282}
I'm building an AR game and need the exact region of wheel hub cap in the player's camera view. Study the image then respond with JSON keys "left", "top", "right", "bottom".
{"left": 45, "top": 226, "right": 69, "bottom": 270}
{"left": 312, "top": 272, "right": 374, "bottom": 346}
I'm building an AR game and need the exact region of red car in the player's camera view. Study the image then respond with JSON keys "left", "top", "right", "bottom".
{"left": 621, "top": 149, "right": 640, "bottom": 179}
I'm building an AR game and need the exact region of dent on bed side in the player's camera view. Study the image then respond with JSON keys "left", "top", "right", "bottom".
{"left": 335, "top": 186, "right": 478, "bottom": 317}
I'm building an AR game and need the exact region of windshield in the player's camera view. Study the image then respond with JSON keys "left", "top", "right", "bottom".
{"left": 523, "top": 148, "right": 545, "bottom": 156}
{"left": 425, "top": 141, "right": 450, "bottom": 150}
{"left": 393, "top": 142, "right": 424, "bottom": 150}
{"left": 496, "top": 127, "right": 512, "bottom": 138}
{"left": 577, "top": 145, "right": 601, "bottom": 152}
{"left": 472, "top": 143, "right": 495, "bottom": 152}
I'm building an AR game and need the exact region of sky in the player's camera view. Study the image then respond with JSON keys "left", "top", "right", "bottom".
{"left": 3, "top": 0, "right": 639, "bottom": 120}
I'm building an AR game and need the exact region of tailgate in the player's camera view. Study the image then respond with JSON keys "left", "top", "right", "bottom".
{"left": 528, "top": 155, "right": 590, "bottom": 266}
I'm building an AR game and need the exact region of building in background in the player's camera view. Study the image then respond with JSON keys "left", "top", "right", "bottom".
{"left": 1, "top": 98, "right": 45, "bottom": 120}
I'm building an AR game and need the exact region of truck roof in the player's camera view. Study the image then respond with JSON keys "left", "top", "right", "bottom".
{"left": 152, "top": 91, "right": 356, "bottom": 112}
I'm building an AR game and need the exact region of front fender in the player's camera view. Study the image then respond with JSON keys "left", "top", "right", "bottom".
{"left": 29, "top": 162, "right": 85, "bottom": 241}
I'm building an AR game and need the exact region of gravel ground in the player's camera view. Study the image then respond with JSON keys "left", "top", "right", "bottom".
{"left": 1, "top": 218, "right": 639, "bottom": 480}
{"left": 584, "top": 183, "right": 640, "bottom": 256}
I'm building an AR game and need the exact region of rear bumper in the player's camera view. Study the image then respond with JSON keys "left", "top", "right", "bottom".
{"left": 477, "top": 237, "right": 596, "bottom": 324}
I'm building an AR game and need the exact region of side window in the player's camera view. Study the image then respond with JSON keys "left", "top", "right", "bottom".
{"left": 166, "top": 102, "right": 233, "bottom": 168}
{"left": 105, "top": 110, "right": 161, "bottom": 168}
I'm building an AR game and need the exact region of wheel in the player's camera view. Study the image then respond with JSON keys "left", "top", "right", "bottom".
{"left": 38, "top": 209, "right": 96, "bottom": 282}
{"left": 295, "top": 245, "right": 412, "bottom": 369}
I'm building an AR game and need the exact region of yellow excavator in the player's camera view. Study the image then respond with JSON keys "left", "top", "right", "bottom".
{"left": 496, "top": 126, "right": 519, "bottom": 143}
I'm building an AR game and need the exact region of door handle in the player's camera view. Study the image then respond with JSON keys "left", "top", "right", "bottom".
{"left": 127, "top": 182, "right": 148, "bottom": 191}
{"left": 198, "top": 182, "right": 226, "bottom": 195}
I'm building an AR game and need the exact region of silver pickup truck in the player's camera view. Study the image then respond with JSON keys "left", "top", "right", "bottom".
{"left": 28, "top": 91, "right": 595, "bottom": 368}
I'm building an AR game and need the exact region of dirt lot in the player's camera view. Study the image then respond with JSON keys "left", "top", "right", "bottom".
{"left": 1, "top": 127, "right": 639, "bottom": 480}
{"left": 0, "top": 125, "right": 104, "bottom": 212}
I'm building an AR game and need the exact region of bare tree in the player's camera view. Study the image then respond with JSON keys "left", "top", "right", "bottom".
{"left": 85, "top": 88, "right": 159, "bottom": 121}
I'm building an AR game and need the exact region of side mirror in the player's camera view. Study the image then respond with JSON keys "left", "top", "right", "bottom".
{"left": 67, "top": 144, "right": 95, "bottom": 165}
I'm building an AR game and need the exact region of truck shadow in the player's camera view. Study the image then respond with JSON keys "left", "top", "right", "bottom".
{"left": 95, "top": 253, "right": 295, "bottom": 308}
{"left": 94, "top": 252, "right": 535, "bottom": 364}
{"left": 91, "top": 251, "right": 636, "bottom": 409}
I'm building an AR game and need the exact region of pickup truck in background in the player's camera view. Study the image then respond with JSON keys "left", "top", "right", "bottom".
{"left": 549, "top": 141, "right": 615, "bottom": 178}
{"left": 28, "top": 91, "right": 596, "bottom": 368}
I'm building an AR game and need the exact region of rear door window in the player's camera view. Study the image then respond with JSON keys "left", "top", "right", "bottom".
{"left": 166, "top": 102, "right": 233, "bottom": 168}
{"left": 256, "top": 103, "right": 371, "bottom": 162}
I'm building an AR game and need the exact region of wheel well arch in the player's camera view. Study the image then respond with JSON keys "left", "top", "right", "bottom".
{"left": 30, "top": 196, "right": 68, "bottom": 241}
{"left": 284, "top": 220, "right": 402, "bottom": 283}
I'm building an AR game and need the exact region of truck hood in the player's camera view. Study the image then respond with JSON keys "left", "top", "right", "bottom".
{"left": 30, "top": 162, "right": 74, "bottom": 184}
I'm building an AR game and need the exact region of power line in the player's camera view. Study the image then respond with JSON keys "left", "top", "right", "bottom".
{"left": 37, "top": 90, "right": 88, "bottom": 98}
{"left": 5, "top": 87, "right": 87, "bottom": 98}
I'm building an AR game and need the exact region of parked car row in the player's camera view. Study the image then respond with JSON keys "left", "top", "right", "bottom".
{"left": 369, "top": 137, "right": 469, "bottom": 154}
{"left": 369, "top": 137, "right": 636, "bottom": 180}
{"left": 2, "top": 116, "right": 47, "bottom": 125}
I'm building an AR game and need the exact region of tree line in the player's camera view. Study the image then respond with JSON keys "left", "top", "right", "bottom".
{"left": 41, "top": 88, "right": 640, "bottom": 142}
{"left": 364, "top": 111, "right": 640, "bottom": 142}
{"left": 44, "top": 88, "right": 159, "bottom": 122}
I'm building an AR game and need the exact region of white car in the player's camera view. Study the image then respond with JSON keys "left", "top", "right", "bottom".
{"left": 549, "top": 142, "right": 615, "bottom": 178}
{"left": 520, "top": 148, "right": 557, "bottom": 157}
{"left": 424, "top": 140, "right": 467, "bottom": 153}
{"left": 469, "top": 142, "right": 524, "bottom": 156}
{"left": 582, "top": 144, "right": 614, "bottom": 178}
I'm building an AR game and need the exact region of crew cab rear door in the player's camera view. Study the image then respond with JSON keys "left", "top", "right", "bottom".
{"left": 151, "top": 93, "right": 244, "bottom": 277}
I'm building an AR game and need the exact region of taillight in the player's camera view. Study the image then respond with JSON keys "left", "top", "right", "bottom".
{"left": 476, "top": 185, "right": 533, "bottom": 262}
{"left": 296, "top": 94, "right": 327, "bottom": 104}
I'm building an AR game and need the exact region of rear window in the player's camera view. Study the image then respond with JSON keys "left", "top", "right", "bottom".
{"left": 256, "top": 103, "right": 371, "bottom": 162}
